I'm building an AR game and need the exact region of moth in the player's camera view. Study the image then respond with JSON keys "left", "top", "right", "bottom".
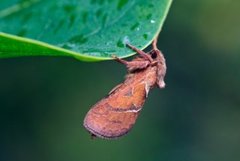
{"left": 83, "top": 36, "right": 166, "bottom": 139}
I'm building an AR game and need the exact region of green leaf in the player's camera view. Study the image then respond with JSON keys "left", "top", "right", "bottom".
{"left": 0, "top": 0, "right": 172, "bottom": 61}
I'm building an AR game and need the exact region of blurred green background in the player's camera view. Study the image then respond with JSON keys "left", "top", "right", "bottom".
{"left": 1, "top": 0, "right": 240, "bottom": 161}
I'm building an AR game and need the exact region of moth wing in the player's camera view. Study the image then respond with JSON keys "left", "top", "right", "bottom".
{"left": 84, "top": 105, "right": 140, "bottom": 139}
{"left": 84, "top": 82, "right": 147, "bottom": 139}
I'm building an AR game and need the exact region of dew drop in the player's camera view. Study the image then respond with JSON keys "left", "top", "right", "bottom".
{"left": 143, "top": 34, "right": 148, "bottom": 40}
{"left": 96, "top": 9, "right": 103, "bottom": 17}
{"left": 63, "top": 5, "right": 75, "bottom": 13}
{"left": 69, "top": 35, "right": 88, "bottom": 44}
{"left": 61, "top": 42, "right": 77, "bottom": 50}
{"left": 117, "top": 0, "right": 129, "bottom": 10}
{"left": 17, "top": 29, "right": 27, "bottom": 37}
{"left": 146, "top": 13, "right": 152, "bottom": 19}
{"left": 123, "top": 36, "right": 130, "bottom": 44}
{"left": 117, "top": 40, "right": 124, "bottom": 48}
{"left": 117, "top": 36, "right": 130, "bottom": 48}
{"left": 148, "top": 4, "right": 154, "bottom": 8}
{"left": 150, "top": 19, "right": 155, "bottom": 24}
{"left": 130, "top": 22, "right": 140, "bottom": 31}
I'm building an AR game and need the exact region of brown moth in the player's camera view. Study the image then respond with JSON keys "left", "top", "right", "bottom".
{"left": 83, "top": 36, "right": 166, "bottom": 139}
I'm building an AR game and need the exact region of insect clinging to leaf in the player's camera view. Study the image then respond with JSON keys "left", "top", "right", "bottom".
{"left": 84, "top": 36, "right": 166, "bottom": 139}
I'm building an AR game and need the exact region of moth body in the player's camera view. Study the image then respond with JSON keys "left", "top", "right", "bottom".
{"left": 84, "top": 38, "right": 166, "bottom": 139}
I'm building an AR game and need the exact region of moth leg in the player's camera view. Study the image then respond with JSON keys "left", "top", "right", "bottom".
{"left": 112, "top": 55, "right": 129, "bottom": 65}
{"left": 150, "top": 60, "right": 158, "bottom": 66}
{"left": 152, "top": 35, "right": 159, "bottom": 50}
{"left": 112, "top": 55, "right": 150, "bottom": 72}
{"left": 126, "top": 43, "right": 153, "bottom": 62}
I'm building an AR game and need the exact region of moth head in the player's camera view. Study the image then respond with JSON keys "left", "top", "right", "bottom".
{"left": 150, "top": 49, "right": 166, "bottom": 88}
{"left": 150, "top": 49, "right": 165, "bottom": 64}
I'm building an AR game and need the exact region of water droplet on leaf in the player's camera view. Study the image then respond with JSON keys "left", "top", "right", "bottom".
{"left": 150, "top": 20, "right": 155, "bottom": 23}
{"left": 143, "top": 34, "right": 148, "bottom": 40}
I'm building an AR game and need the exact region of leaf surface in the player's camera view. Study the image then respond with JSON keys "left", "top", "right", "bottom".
{"left": 0, "top": 0, "right": 172, "bottom": 61}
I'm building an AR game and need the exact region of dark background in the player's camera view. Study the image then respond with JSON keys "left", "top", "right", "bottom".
{"left": 1, "top": 1, "right": 240, "bottom": 161}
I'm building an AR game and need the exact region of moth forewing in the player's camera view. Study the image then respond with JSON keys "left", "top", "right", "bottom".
{"left": 84, "top": 66, "right": 157, "bottom": 139}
